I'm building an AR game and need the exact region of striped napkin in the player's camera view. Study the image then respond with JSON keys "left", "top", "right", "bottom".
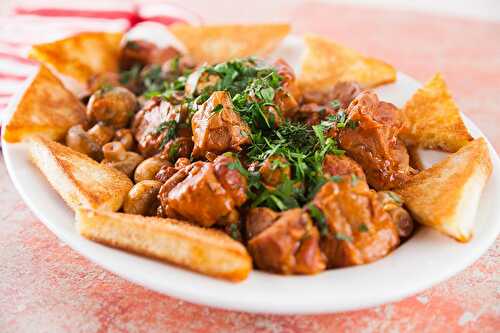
{"left": 0, "top": 0, "right": 201, "bottom": 121}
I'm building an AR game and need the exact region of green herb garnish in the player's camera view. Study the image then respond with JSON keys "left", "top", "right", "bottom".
{"left": 212, "top": 104, "right": 224, "bottom": 113}
{"left": 119, "top": 64, "right": 141, "bottom": 85}
{"left": 168, "top": 142, "right": 181, "bottom": 162}
{"left": 125, "top": 40, "right": 139, "bottom": 49}
{"left": 99, "top": 82, "right": 114, "bottom": 93}
{"left": 229, "top": 223, "right": 239, "bottom": 240}
{"left": 335, "top": 232, "right": 353, "bottom": 242}
{"left": 330, "top": 99, "right": 341, "bottom": 109}
{"left": 155, "top": 120, "right": 178, "bottom": 149}
{"left": 307, "top": 203, "right": 329, "bottom": 236}
{"left": 358, "top": 224, "right": 369, "bottom": 233}
{"left": 170, "top": 57, "right": 180, "bottom": 72}
{"left": 388, "top": 191, "right": 403, "bottom": 205}
{"left": 321, "top": 112, "right": 358, "bottom": 130}
{"left": 330, "top": 175, "right": 343, "bottom": 183}
{"left": 351, "top": 174, "right": 359, "bottom": 186}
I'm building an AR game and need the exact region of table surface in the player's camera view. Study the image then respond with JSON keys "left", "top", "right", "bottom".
{"left": 1, "top": 3, "right": 499, "bottom": 333}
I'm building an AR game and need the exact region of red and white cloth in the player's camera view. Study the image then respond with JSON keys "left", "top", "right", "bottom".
{"left": 0, "top": 0, "right": 201, "bottom": 121}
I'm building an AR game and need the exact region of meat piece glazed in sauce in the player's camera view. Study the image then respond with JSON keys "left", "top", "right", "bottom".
{"left": 158, "top": 155, "right": 248, "bottom": 227}
{"left": 322, "top": 154, "right": 366, "bottom": 182}
{"left": 247, "top": 208, "right": 326, "bottom": 274}
{"left": 338, "top": 91, "right": 416, "bottom": 190}
{"left": 259, "top": 155, "right": 291, "bottom": 188}
{"left": 132, "top": 97, "right": 192, "bottom": 158}
{"left": 298, "top": 81, "right": 361, "bottom": 125}
{"left": 302, "top": 81, "right": 362, "bottom": 109}
{"left": 120, "top": 40, "right": 180, "bottom": 70}
{"left": 191, "top": 91, "right": 251, "bottom": 158}
{"left": 272, "top": 59, "right": 302, "bottom": 119}
{"left": 311, "top": 178, "right": 400, "bottom": 268}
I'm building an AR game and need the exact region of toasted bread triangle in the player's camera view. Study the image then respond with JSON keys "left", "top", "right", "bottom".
{"left": 299, "top": 34, "right": 396, "bottom": 92}
{"left": 29, "top": 32, "right": 123, "bottom": 83}
{"left": 4, "top": 65, "right": 86, "bottom": 143}
{"left": 29, "top": 136, "right": 133, "bottom": 212}
{"left": 396, "top": 138, "right": 492, "bottom": 242}
{"left": 169, "top": 23, "right": 290, "bottom": 64}
{"left": 76, "top": 209, "right": 252, "bottom": 281}
{"left": 400, "top": 73, "right": 472, "bottom": 152}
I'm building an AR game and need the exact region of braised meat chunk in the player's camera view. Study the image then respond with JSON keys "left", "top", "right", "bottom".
{"left": 259, "top": 155, "right": 291, "bottom": 188}
{"left": 272, "top": 59, "right": 302, "bottom": 119}
{"left": 213, "top": 154, "right": 248, "bottom": 207}
{"left": 245, "top": 207, "right": 279, "bottom": 240}
{"left": 303, "top": 81, "right": 361, "bottom": 109}
{"left": 298, "top": 81, "right": 361, "bottom": 125}
{"left": 131, "top": 97, "right": 191, "bottom": 158}
{"left": 158, "top": 156, "right": 248, "bottom": 227}
{"left": 322, "top": 154, "right": 366, "bottom": 182}
{"left": 338, "top": 91, "right": 415, "bottom": 190}
{"left": 191, "top": 91, "right": 251, "bottom": 157}
{"left": 120, "top": 40, "right": 180, "bottom": 70}
{"left": 311, "top": 178, "right": 400, "bottom": 268}
{"left": 159, "top": 162, "right": 234, "bottom": 226}
{"left": 328, "top": 81, "right": 362, "bottom": 109}
{"left": 247, "top": 208, "right": 326, "bottom": 274}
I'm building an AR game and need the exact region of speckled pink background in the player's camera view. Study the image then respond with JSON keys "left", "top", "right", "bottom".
{"left": 1, "top": 3, "right": 499, "bottom": 332}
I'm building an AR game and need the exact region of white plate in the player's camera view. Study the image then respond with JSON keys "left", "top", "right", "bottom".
{"left": 2, "top": 37, "right": 500, "bottom": 314}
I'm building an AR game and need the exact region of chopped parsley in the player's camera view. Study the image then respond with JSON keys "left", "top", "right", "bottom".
{"left": 335, "top": 232, "right": 353, "bottom": 242}
{"left": 351, "top": 174, "right": 359, "bottom": 186}
{"left": 330, "top": 99, "right": 341, "bottom": 109}
{"left": 321, "top": 111, "right": 358, "bottom": 130}
{"left": 227, "top": 158, "right": 250, "bottom": 178}
{"left": 388, "top": 191, "right": 403, "bottom": 205}
{"left": 330, "top": 175, "right": 343, "bottom": 183}
{"left": 212, "top": 104, "right": 224, "bottom": 113}
{"left": 170, "top": 56, "right": 180, "bottom": 72}
{"left": 119, "top": 64, "right": 141, "bottom": 85}
{"left": 168, "top": 142, "right": 181, "bottom": 162}
{"left": 229, "top": 223, "right": 240, "bottom": 240}
{"left": 142, "top": 65, "right": 164, "bottom": 94}
{"left": 244, "top": 119, "right": 345, "bottom": 208}
{"left": 307, "top": 203, "right": 329, "bottom": 236}
{"left": 358, "top": 224, "right": 369, "bottom": 233}
{"left": 125, "top": 40, "right": 139, "bottom": 50}
{"left": 156, "top": 120, "right": 177, "bottom": 149}
{"left": 99, "top": 82, "right": 114, "bottom": 93}
{"left": 270, "top": 158, "right": 288, "bottom": 171}
{"left": 251, "top": 178, "right": 301, "bottom": 211}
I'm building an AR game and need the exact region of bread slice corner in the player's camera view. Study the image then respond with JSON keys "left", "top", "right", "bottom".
{"left": 396, "top": 138, "right": 492, "bottom": 242}
{"left": 28, "top": 136, "right": 133, "bottom": 212}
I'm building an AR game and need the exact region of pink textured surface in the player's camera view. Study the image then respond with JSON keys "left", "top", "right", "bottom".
{"left": 1, "top": 3, "right": 500, "bottom": 332}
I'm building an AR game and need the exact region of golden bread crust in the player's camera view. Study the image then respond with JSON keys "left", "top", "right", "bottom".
{"left": 396, "top": 138, "right": 492, "bottom": 242}
{"left": 299, "top": 34, "right": 396, "bottom": 92}
{"left": 400, "top": 73, "right": 472, "bottom": 152}
{"left": 76, "top": 209, "right": 252, "bottom": 281}
{"left": 169, "top": 23, "right": 290, "bottom": 64}
{"left": 29, "top": 136, "right": 133, "bottom": 212}
{"left": 29, "top": 32, "right": 123, "bottom": 83}
{"left": 4, "top": 65, "right": 86, "bottom": 143}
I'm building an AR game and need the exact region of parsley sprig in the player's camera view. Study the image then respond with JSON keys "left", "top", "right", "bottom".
{"left": 155, "top": 120, "right": 177, "bottom": 149}
{"left": 244, "top": 119, "right": 345, "bottom": 211}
